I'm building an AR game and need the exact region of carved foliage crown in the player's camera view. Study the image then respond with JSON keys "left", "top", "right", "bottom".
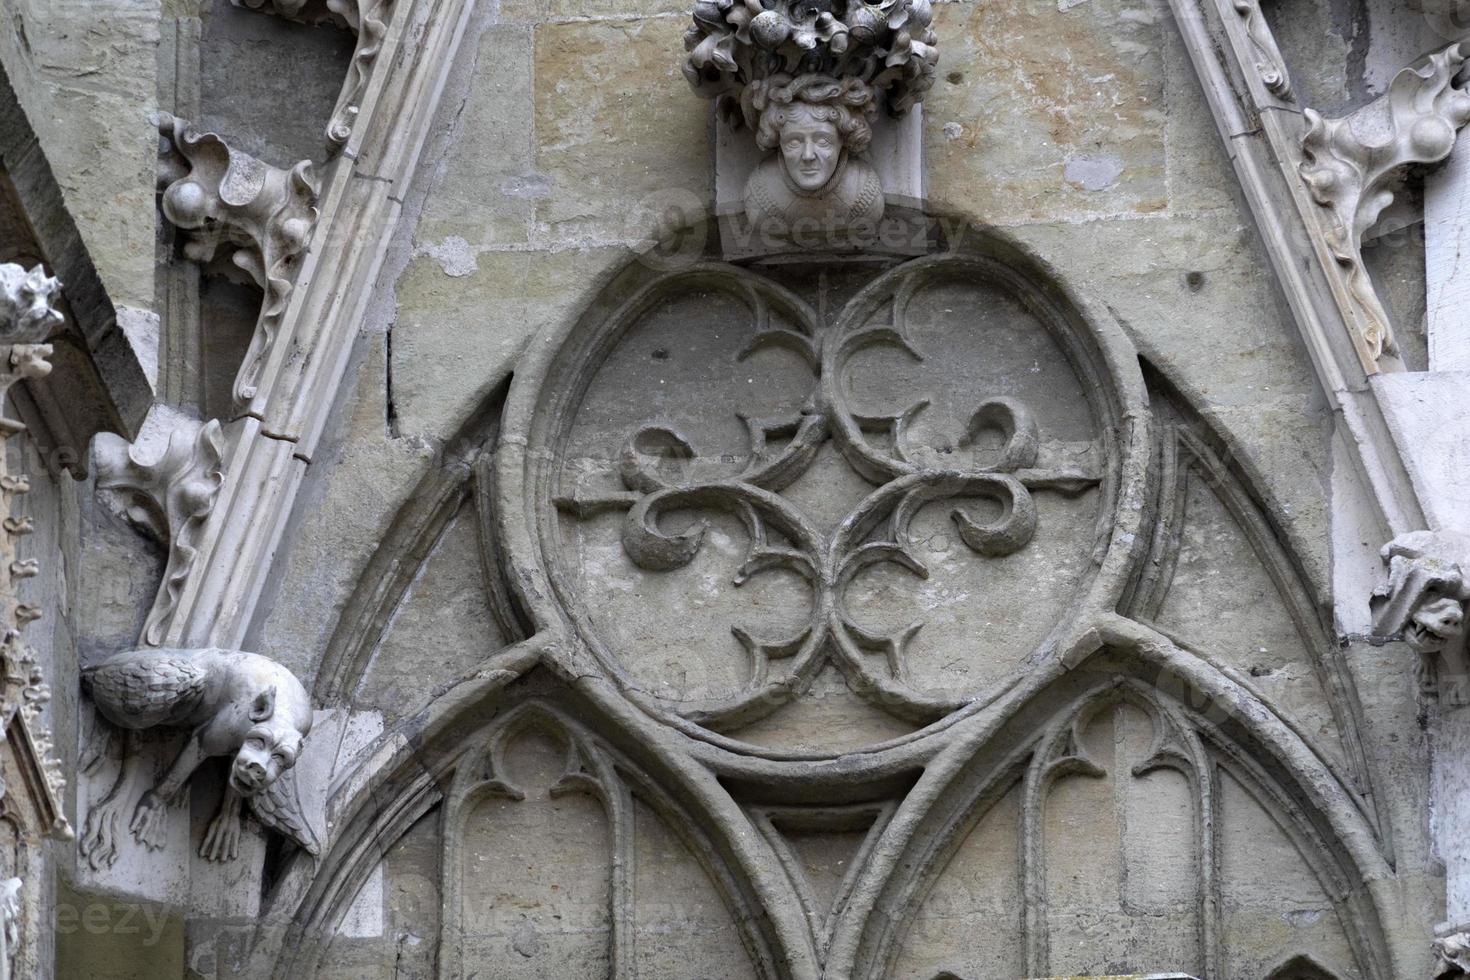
{"left": 682, "top": 0, "right": 940, "bottom": 123}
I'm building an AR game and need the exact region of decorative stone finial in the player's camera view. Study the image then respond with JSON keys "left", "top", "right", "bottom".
{"left": 1300, "top": 41, "right": 1470, "bottom": 365}
{"left": 1371, "top": 530, "right": 1470, "bottom": 698}
{"left": 682, "top": 0, "right": 938, "bottom": 234}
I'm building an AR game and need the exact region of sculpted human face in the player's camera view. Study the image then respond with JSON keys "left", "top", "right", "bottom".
{"left": 779, "top": 103, "right": 841, "bottom": 192}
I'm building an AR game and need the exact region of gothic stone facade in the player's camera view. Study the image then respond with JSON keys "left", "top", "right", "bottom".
{"left": 1, "top": 0, "right": 1470, "bottom": 977}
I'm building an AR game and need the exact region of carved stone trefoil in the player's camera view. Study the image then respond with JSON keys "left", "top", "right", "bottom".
{"left": 682, "top": 0, "right": 939, "bottom": 234}
{"left": 94, "top": 417, "right": 226, "bottom": 647}
{"left": 1371, "top": 530, "right": 1470, "bottom": 698}
{"left": 1299, "top": 41, "right": 1470, "bottom": 365}
{"left": 232, "top": 0, "right": 394, "bottom": 151}
{"left": 155, "top": 113, "right": 319, "bottom": 403}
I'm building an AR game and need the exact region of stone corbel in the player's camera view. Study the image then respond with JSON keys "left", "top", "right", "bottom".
{"left": 94, "top": 416, "right": 226, "bottom": 648}
{"left": 154, "top": 113, "right": 319, "bottom": 405}
{"left": 232, "top": 0, "right": 394, "bottom": 151}
{"left": 1371, "top": 530, "right": 1470, "bottom": 700}
{"left": 1299, "top": 41, "right": 1470, "bottom": 367}
{"left": 78, "top": 647, "right": 319, "bottom": 869}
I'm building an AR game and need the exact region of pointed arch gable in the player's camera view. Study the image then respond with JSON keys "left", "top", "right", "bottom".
{"left": 833, "top": 614, "right": 1395, "bottom": 980}
{"left": 254, "top": 648, "right": 823, "bottom": 980}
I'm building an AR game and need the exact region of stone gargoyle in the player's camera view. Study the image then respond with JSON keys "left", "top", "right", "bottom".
{"left": 78, "top": 648, "right": 319, "bottom": 869}
{"left": 1371, "top": 529, "right": 1470, "bottom": 696}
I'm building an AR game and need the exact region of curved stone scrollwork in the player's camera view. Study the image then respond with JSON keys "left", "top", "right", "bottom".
{"left": 1299, "top": 41, "right": 1470, "bottom": 364}
{"left": 155, "top": 112, "right": 320, "bottom": 403}
{"left": 1231, "top": 0, "right": 1291, "bottom": 100}
{"left": 232, "top": 0, "right": 394, "bottom": 151}
{"left": 504, "top": 245, "right": 1148, "bottom": 747}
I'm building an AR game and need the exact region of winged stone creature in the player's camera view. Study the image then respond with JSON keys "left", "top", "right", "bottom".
{"left": 78, "top": 648, "right": 319, "bottom": 868}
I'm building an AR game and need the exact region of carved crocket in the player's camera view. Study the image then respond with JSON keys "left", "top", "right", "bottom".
{"left": 78, "top": 648, "right": 318, "bottom": 868}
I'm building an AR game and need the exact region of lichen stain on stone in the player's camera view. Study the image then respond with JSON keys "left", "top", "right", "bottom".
{"left": 413, "top": 235, "right": 479, "bottom": 278}
{"left": 1064, "top": 154, "right": 1125, "bottom": 190}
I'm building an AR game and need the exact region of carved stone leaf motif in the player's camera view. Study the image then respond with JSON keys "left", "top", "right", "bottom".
{"left": 1299, "top": 40, "right": 1470, "bottom": 363}
{"left": 232, "top": 0, "right": 395, "bottom": 150}
{"left": 552, "top": 258, "right": 1109, "bottom": 729}
{"left": 1438, "top": 932, "right": 1470, "bottom": 978}
{"left": 155, "top": 113, "right": 319, "bottom": 403}
{"left": 94, "top": 418, "right": 226, "bottom": 647}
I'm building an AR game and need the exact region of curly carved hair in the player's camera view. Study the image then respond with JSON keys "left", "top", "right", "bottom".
{"left": 744, "top": 74, "right": 877, "bottom": 155}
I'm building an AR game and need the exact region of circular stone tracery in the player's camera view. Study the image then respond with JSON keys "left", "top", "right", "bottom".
{"left": 498, "top": 244, "right": 1151, "bottom": 756}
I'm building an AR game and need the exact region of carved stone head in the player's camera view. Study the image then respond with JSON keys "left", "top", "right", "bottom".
{"left": 742, "top": 74, "right": 885, "bottom": 230}
{"left": 1372, "top": 530, "right": 1470, "bottom": 694}
{"left": 753, "top": 75, "right": 873, "bottom": 192}
{"left": 228, "top": 674, "right": 312, "bottom": 797}
{"left": 0, "top": 264, "right": 62, "bottom": 344}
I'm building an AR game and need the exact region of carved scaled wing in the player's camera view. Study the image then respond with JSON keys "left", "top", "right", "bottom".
{"left": 248, "top": 768, "right": 321, "bottom": 857}
{"left": 82, "top": 655, "right": 210, "bottom": 729}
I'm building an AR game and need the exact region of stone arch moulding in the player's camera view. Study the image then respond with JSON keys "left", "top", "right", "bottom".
{"left": 492, "top": 228, "right": 1155, "bottom": 760}
{"left": 247, "top": 220, "right": 1399, "bottom": 979}
{"left": 256, "top": 664, "right": 825, "bottom": 980}
{"left": 839, "top": 623, "right": 1396, "bottom": 980}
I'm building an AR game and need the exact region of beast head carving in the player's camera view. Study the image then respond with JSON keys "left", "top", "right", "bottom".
{"left": 1372, "top": 530, "right": 1470, "bottom": 696}
{"left": 79, "top": 648, "right": 318, "bottom": 868}
{"left": 228, "top": 682, "right": 307, "bottom": 796}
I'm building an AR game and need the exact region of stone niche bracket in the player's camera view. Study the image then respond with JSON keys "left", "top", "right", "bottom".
{"left": 683, "top": 0, "right": 939, "bottom": 255}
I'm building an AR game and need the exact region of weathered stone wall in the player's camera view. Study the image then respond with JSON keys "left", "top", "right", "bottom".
{"left": 4, "top": 0, "right": 1463, "bottom": 976}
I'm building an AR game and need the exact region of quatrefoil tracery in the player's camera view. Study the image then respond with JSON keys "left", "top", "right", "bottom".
{"left": 555, "top": 270, "right": 1103, "bottom": 725}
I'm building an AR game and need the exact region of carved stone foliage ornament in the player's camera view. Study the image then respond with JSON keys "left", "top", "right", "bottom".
{"left": 1231, "top": 0, "right": 1290, "bottom": 100}
{"left": 94, "top": 416, "right": 225, "bottom": 648}
{"left": 0, "top": 264, "right": 70, "bottom": 843}
{"left": 1371, "top": 529, "right": 1470, "bottom": 695}
{"left": 78, "top": 648, "right": 318, "bottom": 869}
{"left": 498, "top": 245, "right": 1149, "bottom": 747}
{"left": 232, "top": 0, "right": 394, "bottom": 151}
{"left": 1439, "top": 931, "right": 1470, "bottom": 979}
{"left": 155, "top": 113, "right": 319, "bottom": 403}
{"left": 682, "top": 0, "right": 939, "bottom": 231}
{"left": 1300, "top": 41, "right": 1470, "bottom": 364}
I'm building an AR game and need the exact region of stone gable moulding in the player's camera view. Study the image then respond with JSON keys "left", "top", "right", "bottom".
{"left": 235, "top": 216, "right": 1400, "bottom": 977}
